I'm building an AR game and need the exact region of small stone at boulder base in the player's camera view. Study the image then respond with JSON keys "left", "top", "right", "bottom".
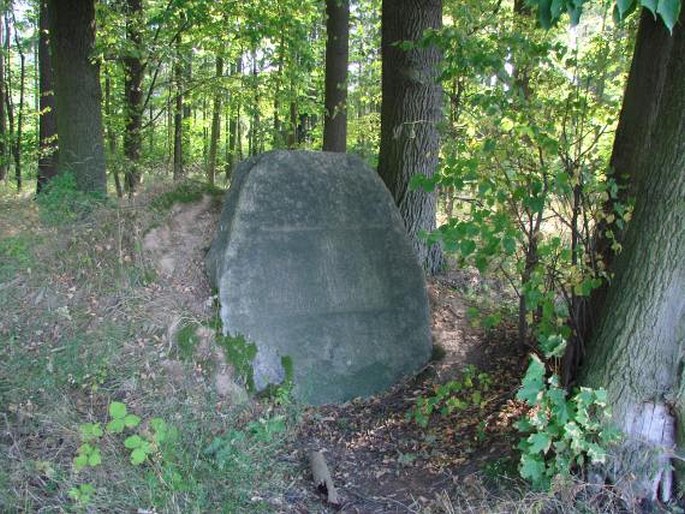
{"left": 206, "top": 150, "right": 432, "bottom": 405}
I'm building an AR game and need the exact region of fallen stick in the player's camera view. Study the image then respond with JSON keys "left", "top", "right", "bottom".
{"left": 308, "top": 450, "right": 341, "bottom": 505}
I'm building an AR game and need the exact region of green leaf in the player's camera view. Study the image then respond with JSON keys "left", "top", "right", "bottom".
{"left": 124, "top": 435, "right": 143, "bottom": 449}
{"left": 108, "top": 401, "right": 127, "bottom": 420}
{"left": 123, "top": 414, "right": 141, "bottom": 428}
{"left": 642, "top": 0, "right": 658, "bottom": 14}
{"left": 80, "top": 423, "right": 103, "bottom": 440}
{"left": 460, "top": 239, "right": 476, "bottom": 257}
{"left": 527, "top": 432, "right": 552, "bottom": 454}
{"left": 500, "top": 117, "right": 515, "bottom": 131}
{"left": 106, "top": 418, "right": 125, "bottom": 434}
{"left": 519, "top": 453, "right": 546, "bottom": 482}
{"left": 87, "top": 449, "right": 102, "bottom": 467}
{"left": 73, "top": 454, "right": 88, "bottom": 472}
{"left": 502, "top": 236, "right": 517, "bottom": 256}
{"left": 517, "top": 355, "right": 546, "bottom": 405}
{"left": 617, "top": 0, "right": 636, "bottom": 16}
{"left": 130, "top": 448, "right": 148, "bottom": 465}
{"left": 656, "top": 0, "right": 681, "bottom": 31}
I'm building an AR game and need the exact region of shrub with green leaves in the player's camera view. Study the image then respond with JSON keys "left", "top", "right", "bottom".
{"left": 515, "top": 355, "right": 620, "bottom": 489}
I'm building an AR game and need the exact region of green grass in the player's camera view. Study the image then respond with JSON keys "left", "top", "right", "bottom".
{"left": 0, "top": 180, "right": 295, "bottom": 513}
{"left": 150, "top": 179, "right": 224, "bottom": 212}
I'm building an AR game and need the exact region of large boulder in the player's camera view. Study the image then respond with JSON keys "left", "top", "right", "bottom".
{"left": 206, "top": 150, "right": 431, "bottom": 404}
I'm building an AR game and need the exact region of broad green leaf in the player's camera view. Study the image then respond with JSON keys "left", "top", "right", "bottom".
{"left": 519, "top": 453, "right": 546, "bottom": 481}
{"left": 124, "top": 435, "right": 143, "bottom": 449}
{"left": 124, "top": 414, "right": 141, "bottom": 428}
{"left": 500, "top": 117, "right": 515, "bottom": 131}
{"left": 106, "top": 418, "right": 125, "bottom": 434}
{"left": 517, "top": 355, "right": 546, "bottom": 405}
{"left": 527, "top": 432, "right": 552, "bottom": 454}
{"left": 617, "top": 0, "right": 636, "bottom": 16}
{"left": 502, "top": 236, "right": 517, "bottom": 256}
{"left": 80, "top": 422, "right": 103, "bottom": 441}
{"left": 88, "top": 449, "right": 102, "bottom": 467}
{"left": 73, "top": 454, "right": 88, "bottom": 471}
{"left": 656, "top": 0, "right": 681, "bottom": 31}
{"left": 130, "top": 448, "right": 148, "bottom": 465}
{"left": 642, "top": 0, "right": 658, "bottom": 14}
{"left": 460, "top": 239, "right": 476, "bottom": 257}
{"left": 108, "top": 401, "right": 127, "bottom": 420}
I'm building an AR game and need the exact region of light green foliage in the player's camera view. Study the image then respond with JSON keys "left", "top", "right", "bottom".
{"left": 515, "top": 355, "right": 620, "bottom": 489}
{"left": 150, "top": 180, "right": 224, "bottom": 212}
{"left": 106, "top": 401, "right": 142, "bottom": 434}
{"left": 408, "top": 365, "right": 492, "bottom": 428}
{"left": 71, "top": 401, "right": 172, "bottom": 505}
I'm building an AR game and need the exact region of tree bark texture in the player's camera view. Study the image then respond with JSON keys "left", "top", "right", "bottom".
{"left": 123, "top": 0, "right": 144, "bottom": 194}
{"left": 378, "top": 0, "right": 443, "bottom": 274}
{"left": 579, "top": 7, "right": 685, "bottom": 503}
{"left": 323, "top": 0, "right": 349, "bottom": 152}
{"left": 37, "top": 0, "right": 58, "bottom": 193}
{"left": 586, "top": 10, "right": 674, "bottom": 339}
{"left": 47, "top": 0, "right": 106, "bottom": 194}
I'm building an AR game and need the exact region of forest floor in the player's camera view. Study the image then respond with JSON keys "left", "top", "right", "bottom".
{"left": 0, "top": 178, "right": 637, "bottom": 513}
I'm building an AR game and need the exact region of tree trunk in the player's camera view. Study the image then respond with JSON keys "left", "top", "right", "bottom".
{"left": 47, "top": 0, "right": 106, "bottom": 195}
{"left": 566, "top": 10, "right": 675, "bottom": 385}
{"left": 173, "top": 38, "right": 184, "bottom": 181}
{"left": 579, "top": 7, "right": 685, "bottom": 504}
{"left": 322, "top": 0, "right": 349, "bottom": 152}
{"left": 37, "top": 0, "right": 58, "bottom": 194}
{"left": 0, "top": 12, "right": 6, "bottom": 183}
{"left": 378, "top": 0, "right": 443, "bottom": 274}
{"left": 11, "top": 9, "right": 25, "bottom": 192}
{"left": 123, "top": 0, "right": 144, "bottom": 194}
{"left": 207, "top": 54, "right": 223, "bottom": 185}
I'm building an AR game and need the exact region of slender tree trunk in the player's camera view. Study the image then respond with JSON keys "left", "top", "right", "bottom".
{"left": 378, "top": 0, "right": 443, "bottom": 274}
{"left": 104, "top": 67, "right": 122, "bottom": 197}
{"left": 123, "top": 0, "right": 144, "bottom": 194}
{"left": 579, "top": 7, "right": 685, "bottom": 504}
{"left": 173, "top": 38, "right": 184, "bottom": 180}
{"left": 323, "top": 0, "right": 349, "bottom": 152}
{"left": 47, "top": 0, "right": 106, "bottom": 194}
{"left": 4, "top": 14, "right": 14, "bottom": 186}
{"left": 10, "top": 9, "right": 24, "bottom": 191}
{"left": 37, "top": 0, "right": 58, "bottom": 193}
{"left": 0, "top": 13, "right": 6, "bottom": 182}
{"left": 207, "top": 54, "right": 223, "bottom": 185}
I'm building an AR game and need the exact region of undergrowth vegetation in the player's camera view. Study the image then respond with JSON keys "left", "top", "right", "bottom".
{"left": 0, "top": 180, "right": 296, "bottom": 512}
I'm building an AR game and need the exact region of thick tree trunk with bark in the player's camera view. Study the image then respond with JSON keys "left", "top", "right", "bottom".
{"left": 579, "top": 8, "right": 685, "bottom": 503}
{"left": 47, "top": 0, "right": 106, "bottom": 194}
{"left": 37, "top": 0, "right": 58, "bottom": 193}
{"left": 322, "top": 0, "right": 349, "bottom": 152}
{"left": 11, "top": 9, "right": 25, "bottom": 191}
{"left": 568, "top": 10, "right": 675, "bottom": 383}
{"left": 123, "top": 0, "right": 144, "bottom": 194}
{"left": 378, "top": 0, "right": 443, "bottom": 274}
